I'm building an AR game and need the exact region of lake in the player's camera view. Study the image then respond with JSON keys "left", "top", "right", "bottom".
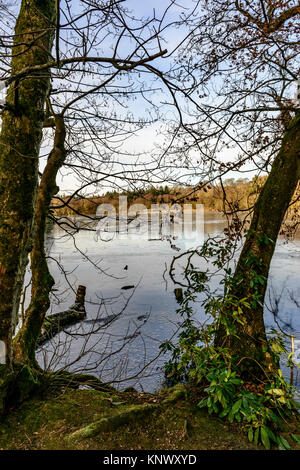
{"left": 36, "top": 211, "right": 300, "bottom": 393}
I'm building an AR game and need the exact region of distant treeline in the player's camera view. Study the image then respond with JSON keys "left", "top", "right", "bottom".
{"left": 52, "top": 177, "right": 300, "bottom": 218}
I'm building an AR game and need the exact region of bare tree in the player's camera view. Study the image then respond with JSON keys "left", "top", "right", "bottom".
{"left": 0, "top": 0, "right": 188, "bottom": 401}
{"left": 161, "top": 0, "right": 300, "bottom": 379}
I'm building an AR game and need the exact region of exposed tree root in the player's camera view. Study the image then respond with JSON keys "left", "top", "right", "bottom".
{"left": 161, "top": 384, "right": 187, "bottom": 404}
{"left": 0, "top": 364, "right": 43, "bottom": 415}
{"left": 67, "top": 403, "right": 157, "bottom": 441}
{"left": 48, "top": 370, "right": 115, "bottom": 393}
{"left": 66, "top": 384, "right": 188, "bottom": 441}
{"left": 0, "top": 366, "right": 113, "bottom": 416}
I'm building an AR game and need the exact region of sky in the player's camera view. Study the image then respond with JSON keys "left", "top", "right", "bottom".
{"left": 1, "top": 0, "right": 281, "bottom": 194}
{"left": 54, "top": 0, "right": 199, "bottom": 193}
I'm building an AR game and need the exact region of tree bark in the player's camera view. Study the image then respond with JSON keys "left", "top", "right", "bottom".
{"left": 215, "top": 112, "right": 300, "bottom": 379}
{"left": 0, "top": 0, "right": 55, "bottom": 365}
{"left": 13, "top": 114, "right": 66, "bottom": 365}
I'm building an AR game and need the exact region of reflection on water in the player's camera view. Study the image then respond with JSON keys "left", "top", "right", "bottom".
{"left": 36, "top": 211, "right": 300, "bottom": 392}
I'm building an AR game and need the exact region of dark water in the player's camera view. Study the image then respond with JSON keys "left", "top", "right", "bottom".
{"left": 34, "top": 211, "right": 300, "bottom": 393}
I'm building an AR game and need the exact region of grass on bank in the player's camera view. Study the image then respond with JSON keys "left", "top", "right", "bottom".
{"left": 0, "top": 384, "right": 299, "bottom": 450}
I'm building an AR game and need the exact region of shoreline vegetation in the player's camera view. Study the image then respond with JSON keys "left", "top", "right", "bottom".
{"left": 2, "top": 282, "right": 298, "bottom": 451}
{"left": 52, "top": 177, "right": 300, "bottom": 220}
{"left": 1, "top": 382, "right": 299, "bottom": 450}
{"left": 1, "top": 0, "right": 300, "bottom": 454}
{"left": 51, "top": 178, "right": 300, "bottom": 242}
{"left": 3, "top": 187, "right": 300, "bottom": 451}
{"left": 29, "top": 176, "right": 300, "bottom": 451}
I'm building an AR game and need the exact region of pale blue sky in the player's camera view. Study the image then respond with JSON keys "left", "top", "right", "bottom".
{"left": 2, "top": 1, "right": 267, "bottom": 194}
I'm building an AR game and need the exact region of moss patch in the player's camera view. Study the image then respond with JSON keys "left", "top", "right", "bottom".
{"left": 0, "top": 386, "right": 299, "bottom": 450}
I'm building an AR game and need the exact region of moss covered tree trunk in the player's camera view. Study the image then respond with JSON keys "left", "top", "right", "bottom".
{"left": 215, "top": 112, "right": 300, "bottom": 380}
{"left": 13, "top": 114, "right": 66, "bottom": 366}
{"left": 0, "top": 0, "right": 55, "bottom": 365}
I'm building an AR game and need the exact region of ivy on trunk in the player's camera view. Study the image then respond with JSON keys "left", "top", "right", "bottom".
{"left": 0, "top": 0, "right": 56, "bottom": 365}
{"left": 215, "top": 112, "right": 300, "bottom": 380}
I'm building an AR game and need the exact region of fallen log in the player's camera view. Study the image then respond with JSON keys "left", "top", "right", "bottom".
{"left": 38, "top": 285, "right": 86, "bottom": 346}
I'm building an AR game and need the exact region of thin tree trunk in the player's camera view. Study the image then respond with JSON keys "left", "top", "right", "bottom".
{"left": 0, "top": 0, "right": 55, "bottom": 365}
{"left": 13, "top": 114, "right": 66, "bottom": 366}
{"left": 215, "top": 112, "right": 300, "bottom": 379}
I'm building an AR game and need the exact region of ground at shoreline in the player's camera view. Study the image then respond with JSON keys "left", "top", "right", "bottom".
{"left": 0, "top": 385, "right": 299, "bottom": 450}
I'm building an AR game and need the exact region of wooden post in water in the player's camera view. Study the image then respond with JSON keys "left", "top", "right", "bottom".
{"left": 38, "top": 285, "right": 87, "bottom": 346}
{"left": 75, "top": 285, "right": 86, "bottom": 306}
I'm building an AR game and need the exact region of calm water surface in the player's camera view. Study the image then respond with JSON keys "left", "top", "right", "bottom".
{"left": 36, "top": 212, "right": 300, "bottom": 392}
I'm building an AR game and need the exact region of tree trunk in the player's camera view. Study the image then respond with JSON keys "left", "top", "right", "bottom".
{"left": 0, "top": 0, "right": 55, "bottom": 365}
{"left": 215, "top": 112, "right": 300, "bottom": 380}
{"left": 13, "top": 114, "right": 66, "bottom": 366}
